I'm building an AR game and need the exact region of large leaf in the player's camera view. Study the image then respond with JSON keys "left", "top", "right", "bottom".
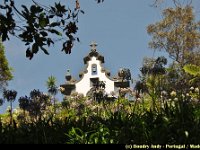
{"left": 183, "top": 64, "right": 200, "bottom": 76}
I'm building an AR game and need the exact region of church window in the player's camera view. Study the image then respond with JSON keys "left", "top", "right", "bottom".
{"left": 92, "top": 64, "right": 97, "bottom": 75}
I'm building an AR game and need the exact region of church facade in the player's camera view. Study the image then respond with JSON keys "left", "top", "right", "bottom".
{"left": 60, "top": 42, "right": 131, "bottom": 97}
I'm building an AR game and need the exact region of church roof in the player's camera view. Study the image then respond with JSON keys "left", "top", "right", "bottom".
{"left": 83, "top": 41, "right": 104, "bottom": 64}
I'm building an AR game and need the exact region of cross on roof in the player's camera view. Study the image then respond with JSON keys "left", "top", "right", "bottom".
{"left": 90, "top": 41, "right": 98, "bottom": 52}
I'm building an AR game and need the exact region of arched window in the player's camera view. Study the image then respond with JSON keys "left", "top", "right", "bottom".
{"left": 92, "top": 64, "right": 97, "bottom": 75}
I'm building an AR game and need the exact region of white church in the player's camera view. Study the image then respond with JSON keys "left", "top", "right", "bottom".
{"left": 60, "top": 42, "right": 131, "bottom": 97}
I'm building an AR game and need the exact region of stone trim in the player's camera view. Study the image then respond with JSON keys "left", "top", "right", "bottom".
{"left": 83, "top": 51, "right": 104, "bottom": 64}
{"left": 60, "top": 84, "right": 75, "bottom": 95}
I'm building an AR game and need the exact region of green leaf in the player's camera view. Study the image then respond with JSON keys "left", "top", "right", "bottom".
{"left": 40, "top": 46, "right": 49, "bottom": 55}
{"left": 47, "top": 38, "right": 54, "bottom": 46}
{"left": 80, "top": 10, "right": 85, "bottom": 14}
{"left": 49, "top": 29, "right": 62, "bottom": 36}
{"left": 40, "top": 31, "right": 48, "bottom": 37}
{"left": 21, "top": 5, "right": 29, "bottom": 14}
{"left": 50, "top": 22, "right": 60, "bottom": 27}
{"left": 55, "top": 2, "right": 67, "bottom": 13}
{"left": 32, "top": 43, "right": 39, "bottom": 54}
{"left": 183, "top": 64, "right": 200, "bottom": 76}
{"left": 39, "top": 18, "right": 47, "bottom": 28}
{"left": 26, "top": 47, "right": 33, "bottom": 59}
{"left": 30, "top": 5, "right": 37, "bottom": 13}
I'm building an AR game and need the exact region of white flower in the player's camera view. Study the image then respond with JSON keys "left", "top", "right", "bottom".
{"left": 185, "top": 131, "right": 189, "bottom": 138}
{"left": 190, "top": 87, "right": 194, "bottom": 90}
{"left": 85, "top": 100, "right": 92, "bottom": 106}
{"left": 170, "top": 91, "right": 176, "bottom": 97}
{"left": 161, "top": 91, "right": 167, "bottom": 96}
{"left": 91, "top": 105, "right": 97, "bottom": 111}
{"left": 195, "top": 87, "right": 199, "bottom": 93}
{"left": 71, "top": 102, "right": 77, "bottom": 108}
{"left": 174, "top": 98, "right": 178, "bottom": 101}
{"left": 13, "top": 109, "right": 18, "bottom": 114}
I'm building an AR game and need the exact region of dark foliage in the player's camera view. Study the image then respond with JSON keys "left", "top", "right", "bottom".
{"left": 18, "top": 96, "right": 30, "bottom": 111}
{"left": 96, "top": 0, "right": 105, "bottom": 3}
{"left": 140, "top": 56, "right": 167, "bottom": 76}
{"left": 118, "top": 68, "right": 132, "bottom": 81}
{"left": 3, "top": 89, "right": 17, "bottom": 103}
{"left": 28, "top": 89, "right": 50, "bottom": 120}
{"left": 3, "top": 89, "right": 17, "bottom": 124}
{"left": 0, "top": 98, "right": 4, "bottom": 106}
{"left": 0, "top": 0, "right": 84, "bottom": 59}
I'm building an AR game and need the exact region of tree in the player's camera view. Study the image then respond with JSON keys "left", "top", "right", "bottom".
{"left": 135, "top": 56, "right": 167, "bottom": 111}
{"left": 3, "top": 89, "right": 17, "bottom": 124}
{"left": 140, "top": 56, "right": 167, "bottom": 76}
{"left": 0, "top": 0, "right": 103, "bottom": 59}
{"left": 118, "top": 68, "right": 132, "bottom": 82}
{"left": 46, "top": 76, "right": 58, "bottom": 114}
{"left": 151, "top": 0, "right": 193, "bottom": 8}
{"left": 28, "top": 89, "right": 50, "bottom": 121}
{"left": 18, "top": 96, "right": 30, "bottom": 119}
{"left": 93, "top": 81, "right": 106, "bottom": 102}
{"left": 0, "top": 38, "right": 13, "bottom": 91}
{"left": 86, "top": 80, "right": 106, "bottom": 102}
{"left": 0, "top": 98, "right": 4, "bottom": 106}
{"left": 147, "top": 0, "right": 200, "bottom": 101}
{"left": 147, "top": 5, "right": 200, "bottom": 66}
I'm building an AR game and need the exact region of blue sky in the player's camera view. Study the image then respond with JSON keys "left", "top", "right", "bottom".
{"left": 1, "top": 0, "right": 200, "bottom": 113}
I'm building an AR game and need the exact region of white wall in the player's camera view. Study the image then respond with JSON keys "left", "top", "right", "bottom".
{"left": 75, "top": 57, "right": 115, "bottom": 96}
